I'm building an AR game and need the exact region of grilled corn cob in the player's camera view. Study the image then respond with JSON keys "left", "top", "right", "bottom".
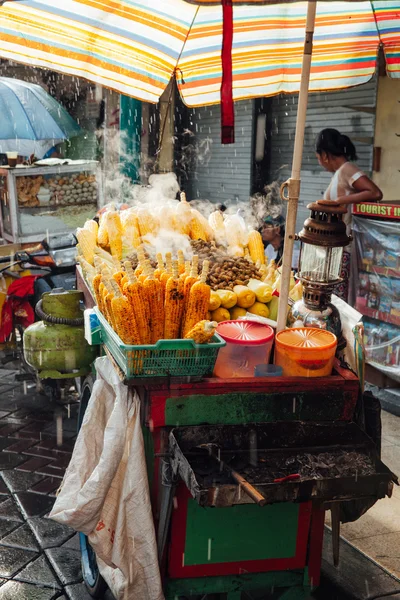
{"left": 177, "top": 249, "right": 185, "bottom": 274}
{"left": 182, "top": 256, "right": 199, "bottom": 317}
{"left": 83, "top": 219, "right": 99, "bottom": 243}
{"left": 184, "top": 320, "right": 217, "bottom": 344}
{"left": 248, "top": 230, "right": 265, "bottom": 265}
{"left": 110, "top": 280, "right": 141, "bottom": 344}
{"left": 154, "top": 253, "right": 165, "bottom": 280}
{"left": 103, "top": 279, "right": 118, "bottom": 329}
{"left": 180, "top": 261, "right": 191, "bottom": 281}
{"left": 160, "top": 252, "right": 173, "bottom": 290}
{"left": 182, "top": 261, "right": 211, "bottom": 337}
{"left": 164, "top": 261, "right": 185, "bottom": 339}
{"left": 143, "top": 265, "right": 164, "bottom": 343}
{"left": 123, "top": 261, "right": 151, "bottom": 344}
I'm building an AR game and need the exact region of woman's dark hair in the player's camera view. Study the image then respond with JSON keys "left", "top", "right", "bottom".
{"left": 315, "top": 128, "right": 358, "bottom": 161}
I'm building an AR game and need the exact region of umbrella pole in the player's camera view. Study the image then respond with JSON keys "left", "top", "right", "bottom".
{"left": 276, "top": 0, "right": 317, "bottom": 333}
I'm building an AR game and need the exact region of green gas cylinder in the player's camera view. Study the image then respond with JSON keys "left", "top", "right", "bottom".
{"left": 23, "top": 288, "right": 97, "bottom": 379}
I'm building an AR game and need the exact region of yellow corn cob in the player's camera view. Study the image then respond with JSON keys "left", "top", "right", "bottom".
{"left": 164, "top": 261, "right": 185, "bottom": 339}
{"left": 113, "top": 271, "right": 125, "bottom": 290}
{"left": 177, "top": 249, "right": 185, "bottom": 274}
{"left": 190, "top": 209, "right": 213, "bottom": 241}
{"left": 110, "top": 281, "right": 141, "bottom": 344}
{"left": 123, "top": 261, "right": 151, "bottom": 344}
{"left": 83, "top": 219, "right": 99, "bottom": 243}
{"left": 174, "top": 192, "right": 192, "bottom": 235}
{"left": 160, "top": 252, "right": 173, "bottom": 291}
{"left": 143, "top": 267, "right": 164, "bottom": 343}
{"left": 76, "top": 228, "right": 96, "bottom": 265}
{"left": 120, "top": 209, "right": 141, "bottom": 248}
{"left": 248, "top": 230, "right": 265, "bottom": 265}
{"left": 208, "top": 210, "right": 226, "bottom": 245}
{"left": 97, "top": 212, "right": 110, "bottom": 248}
{"left": 184, "top": 320, "right": 217, "bottom": 344}
{"left": 154, "top": 253, "right": 165, "bottom": 280}
{"left": 182, "top": 261, "right": 211, "bottom": 337}
{"left": 139, "top": 259, "right": 153, "bottom": 283}
{"left": 107, "top": 212, "right": 123, "bottom": 260}
{"left": 77, "top": 256, "right": 96, "bottom": 281}
{"left": 137, "top": 207, "right": 159, "bottom": 239}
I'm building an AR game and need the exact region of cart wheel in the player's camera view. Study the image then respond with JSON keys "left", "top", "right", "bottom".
{"left": 78, "top": 376, "right": 108, "bottom": 598}
{"left": 79, "top": 532, "right": 108, "bottom": 598}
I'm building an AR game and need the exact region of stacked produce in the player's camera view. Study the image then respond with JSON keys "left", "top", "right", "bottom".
{"left": 76, "top": 191, "right": 303, "bottom": 331}
{"left": 78, "top": 225, "right": 217, "bottom": 345}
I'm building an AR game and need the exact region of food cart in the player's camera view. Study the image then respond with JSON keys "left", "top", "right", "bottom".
{"left": 63, "top": 195, "right": 396, "bottom": 599}
{"left": 0, "top": 162, "right": 100, "bottom": 244}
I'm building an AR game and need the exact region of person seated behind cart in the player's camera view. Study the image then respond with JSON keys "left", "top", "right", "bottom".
{"left": 261, "top": 215, "right": 285, "bottom": 264}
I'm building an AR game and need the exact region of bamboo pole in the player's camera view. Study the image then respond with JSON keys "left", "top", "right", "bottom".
{"left": 276, "top": 0, "right": 317, "bottom": 333}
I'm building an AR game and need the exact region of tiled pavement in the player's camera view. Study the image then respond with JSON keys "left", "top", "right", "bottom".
{"left": 0, "top": 367, "right": 108, "bottom": 600}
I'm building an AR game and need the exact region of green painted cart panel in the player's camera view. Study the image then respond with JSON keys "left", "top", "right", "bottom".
{"left": 165, "top": 570, "right": 306, "bottom": 598}
{"left": 164, "top": 390, "right": 345, "bottom": 427}
{"left": 184, "top": 500, "right": 299, "bottom": 565}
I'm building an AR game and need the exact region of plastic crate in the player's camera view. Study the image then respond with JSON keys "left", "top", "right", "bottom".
{"left": 95, "top": 308, "right": 226, "bottom": 379}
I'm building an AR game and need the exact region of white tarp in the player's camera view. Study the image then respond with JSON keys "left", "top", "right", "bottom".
{"left": 49, "top": 356, "right": 164, "bottom": 600}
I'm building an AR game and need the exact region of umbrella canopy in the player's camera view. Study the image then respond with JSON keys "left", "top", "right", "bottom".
{"left": 0, "top": 1, "right": 399, "bottom": 107}
{"left": 0, "top": 76, "right": 81, "bottom": 156}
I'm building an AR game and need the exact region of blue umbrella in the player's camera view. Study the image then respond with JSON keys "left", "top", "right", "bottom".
{"left": 0, "top": 77, "right": 81, "bottom": 157}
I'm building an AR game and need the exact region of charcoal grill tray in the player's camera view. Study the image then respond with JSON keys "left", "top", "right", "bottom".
{"left": 169, "top": 422, "right": 397, "bottom": 507}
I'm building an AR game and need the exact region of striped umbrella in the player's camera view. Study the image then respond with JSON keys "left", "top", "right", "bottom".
{"left": 0, "top": 1, "right": 398, "bottom": 108}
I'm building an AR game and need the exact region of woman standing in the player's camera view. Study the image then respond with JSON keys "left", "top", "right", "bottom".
{"left": 315, "top": 128, "right": 383, "bottom": 300}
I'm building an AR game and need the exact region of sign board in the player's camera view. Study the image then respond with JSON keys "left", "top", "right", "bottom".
{"left": 353, "top": 203, "right": 400, "bottom": 220}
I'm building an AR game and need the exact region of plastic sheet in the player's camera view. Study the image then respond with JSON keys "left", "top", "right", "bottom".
{"left": 351, "top": 216, "right": 400, "bottom": 382}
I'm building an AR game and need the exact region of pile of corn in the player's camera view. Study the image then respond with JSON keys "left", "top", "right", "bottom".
{"left": 83, "top": 243, "right": 218, "bottom": 346}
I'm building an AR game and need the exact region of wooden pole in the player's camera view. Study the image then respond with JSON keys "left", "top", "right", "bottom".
{"left": 276, "top": 0, "right": 317, "bottom": 332}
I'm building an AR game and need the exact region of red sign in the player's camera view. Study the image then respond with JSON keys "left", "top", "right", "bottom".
{"left": 353, "top": 203, "right": 400, "bottom": 220}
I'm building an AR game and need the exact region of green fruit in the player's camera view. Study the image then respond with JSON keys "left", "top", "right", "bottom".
{"left": 267, "top": 296, "right": 279, "bottom": 321}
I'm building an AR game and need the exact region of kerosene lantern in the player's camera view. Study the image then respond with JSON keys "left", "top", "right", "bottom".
{"left": 289, "top": 200, "right": 351, "bottom": 342}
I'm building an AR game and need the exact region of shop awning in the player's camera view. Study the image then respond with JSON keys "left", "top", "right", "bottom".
{"left": 0, "top": 1, "right": 399, "bottom": 106}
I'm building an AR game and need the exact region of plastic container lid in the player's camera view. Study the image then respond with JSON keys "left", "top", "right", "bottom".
{"left": 216, "top": 320, "right": 274, "bottom": 346}
{"left": 276, "top": 327, "right": 337, "bottom": 350}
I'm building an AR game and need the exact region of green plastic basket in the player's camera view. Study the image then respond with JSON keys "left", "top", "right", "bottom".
{"left": 95, "top": 308, "right": 226, "bottom": 379}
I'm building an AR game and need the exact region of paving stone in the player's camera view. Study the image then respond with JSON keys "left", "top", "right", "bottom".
{"left": 0, "top": 452, "right": 27, "bottom": 470}
{"left": 0, "top": 545, "right": 38, "bottom": 577}
{"left": 1, "top": 523, "right": 39, "bottom": 552}
{"left": 0, "top": 417, "right": 31, "bottom": 426}
{"left": 35, "top": 465, "right": 64, "bottom": 479}
{"left": 28, "top": 517, "right": 74, "bottom": 549}
{"left": 15, "top": 492, "right": 55, "bottom": 519}
{"left": 50, "top": 456, "right": 71, "bottom": 470}
{"left": 0, "top": 519, "right": 21, "bottom": 539}
{"left": 65, "top": 583, "right": 95, "bottom": 600}
{"left": 0, "top": 424, "right": 26, "bottom": 436}
{"left": 44, "top": 418, "right": 78, "bottom": 434}
{"left": 61, "top": 534, "right": 80, "bottom": 552}
{"left": 22, "top": 447, "right": 61, "bottom": 460}
{"left": 1, "top": 470, "right": 45, "bottom": 493}
{"left": 0, "top": 412, "right": 12, "bottom": 420}
{"left": 0, "top": 439, "right": 14, "bottom": 453}
{"left": 9, "top": 431, "right": 40, "bottom": 442}
{"left": 18, "top": 423, "right": 51, "bottom": 435}
{"left": 0, "top": 580, "right": 58, "bottom": 599}
{"left": 6, "top": 440, "right": 37, "bottom": 454}
{"left": 30, "top": 478, "right": 61, "bottom": 496}
{"left": 18, "top": 457, "right": 53, "bottom": 473}
{"left": 0, "top": 498, "right": 24, "bottom": 522}
{"left": 0, "top": 479, "right": 8, "bottom": 495}
{"left": 16, "top": 554, "right": 61, "bottom": 589}
{"left": 45, "top": 547, "right": 82, "bottom": 585}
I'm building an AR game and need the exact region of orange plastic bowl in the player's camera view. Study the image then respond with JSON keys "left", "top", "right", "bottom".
{"left": 275, "top": 327, "right": 337, "bottom": 378}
